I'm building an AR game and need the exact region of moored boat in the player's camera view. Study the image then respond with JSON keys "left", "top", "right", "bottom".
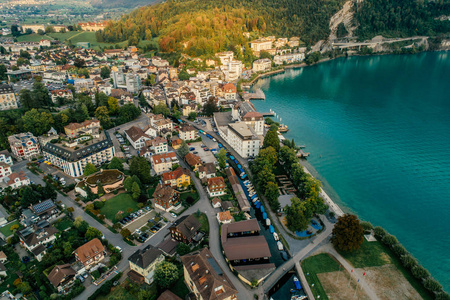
{"left": 277, "top": 241, "right": 284, "bottom": 251}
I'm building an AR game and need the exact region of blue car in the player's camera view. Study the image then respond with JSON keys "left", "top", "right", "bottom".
{"left": 189, "top": 147, "right": 195, "bottom": 151}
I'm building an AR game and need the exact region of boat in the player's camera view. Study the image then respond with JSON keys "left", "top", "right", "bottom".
{"left": 262, "top": 212, "right": 268, "bottom": 219}
{"left": 293, "top": 276, "right": 302, "bottom": 290}
{"left": 252, "top": 197, "right": 259, "bottom": 202}
{"left": 291, "top": 296, "right": 307, "bottom": 300}
{"left": 266, "top": 218, "right": 271, "bottom": 226}
{"left": 244, "top": 212, "right": 252, "bottom": 220}
{"left": 279, "top": 124, "right": 289, "bottom": 133}
{"left": 273, "top": 232, "right": 279, "bottom": 241}
{"left": 277, "top": 241, "right": 284, "bottom": 251}
{"left": 269, "top": 225, "right": 275, "bottom": 233}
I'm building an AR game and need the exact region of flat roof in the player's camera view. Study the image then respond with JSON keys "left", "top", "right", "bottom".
{"left": 228, "top": 122, "right": 258, "bottom": 140}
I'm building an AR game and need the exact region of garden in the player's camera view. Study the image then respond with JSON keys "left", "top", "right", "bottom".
{"left": 99, "top": 193, "right": 140, "bottom": 222}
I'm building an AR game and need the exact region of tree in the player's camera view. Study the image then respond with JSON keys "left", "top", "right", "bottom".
{"left": 285, "top": 197, "right": 311, "bottom": 232}
{"left": 381, "top": 234, "right": 398, "bottom": 247}
{"left": 100, "top": 66, "right": 111, "bottom": 79}
{"left": 85, "top": 227, "right": 103, "bottom": 240}
{"left": 411, "top": 265, "right": 430, "bottom": 279}
{"left": 63, "top": 241, "right": 73, "bottom": 256}
{"left": 153, "top": 103, "right": 170, "bottom": 117}
{"left": 423, "top": 277, "right": 443, "bottom": 293}
{"left": 97, "top": 182, "right": 105, "bottom": 196}
{"left": 107, "top": 97, "right": 120, "bottom": 115}
{"left": 217, "top": 148, "right": 227, "bottom": 169}
{"left": 258, "top": 146, "right": 278, "bottom": 166}
{"left": 436, "top": 292, "right": 450, "bottom": 300}
{"left": 392, "top": 244, "right": 407, "bottom": 256}
{"left": 120, "top": 228, "right": 131, "bottom": 239}
{"left": 188, "top": 112, "right": 197, "bottom": 121}
{"left": 0, "top": 64, "right": 7, "bottom": 80}
{"left": 373, "top": 226, "right": 386, "bottom": 238}
{"left": 331, "top": 214, "right": 364, "bottom": 252}
{"left": 203, "top": 98, "right": 218, "bottom": 116}
{"left": 263, "top": 130, "right": 280, "bottom": 152}
{"left": 178, "top": 70, "right": 190, "bottom": 81}
{"left": 336, "top": 22, "right": 348, "bottom": 38}
{"left": 18, "top": 282, "right": 32, "bottom": 295}
{"left": 74, "top": 58, "right": 86, "bottom": 68}
{"left": 95, "top": 106, "right": 112, "bottom": 128}
{"left": 129, "top": 156, "right": 151, "bottom": 183}
{"left": 176, "top": 243, "right": 191, "bottom": 256}
{"left": 131, "top": 182, "right": 141, "bottom": 200}
{"left": 22, "top": 109, "right": 54, "bottom": 136}
{"left": 177, "top": 140, "right": 189, "bottom": 158}
{"left": 265, "top": 181, "right": 280, "bottom": 211}
{"left": 84, "top": 163, "right": 98, "bottom": 176}
{"left": 154, "top": 261, "right": 179, "bottom": 289}
{"left": 400, "top": 254, "right": 417, "bottom": 269}
{"left": 108, "top": 157, "right": 124, "bottom": 171}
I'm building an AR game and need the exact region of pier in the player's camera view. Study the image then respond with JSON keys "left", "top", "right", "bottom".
{"left": 261, "top": 112, "right": 275, "bottom": 117}
{"left": 297, "top": 149, "right": 310, "bottom": 158}
{"left": 243, "top": 88, "right": 265, "bottom": 101}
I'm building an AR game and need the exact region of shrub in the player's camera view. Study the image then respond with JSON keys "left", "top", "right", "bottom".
{"left": 392, "top": 244, "right": 407, "bottom": 256}
{"left": 381, "top": 234, "right": 398, "bottom": 246}
{"left": 423, "top": 277, "right": 443, "bottom": 293}
{"left": 436, "top": 292, "right": 450, "bottom": 300}
{"left": 400, "top": 254, "right": 417, "bottom": 269}
{"left": 360, "top": 221, "right": 373, "bottom": 231}
{"left": 373, "top": 226, "right": 386, "bottom": 238}
{"left": 10, "top": 224, "right": 19, "bottom": 231}
{"left": 93, "top": 201, "right": 105, "bottom": 209}
{"left": 411, "top": 265, "right": 430, "bottom": 279}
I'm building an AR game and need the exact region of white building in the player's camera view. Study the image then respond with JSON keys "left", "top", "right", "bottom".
{"left": 150, "top": 152, "right": 178, "bottom": 175}
{"left": 178, "top": 124, "right": 198, "bottom": 141}
{"left": 124, "top": 126, "right": 150, "bottom": 150}
{"left": 2, "top": 171, "right": 30, "bottom": 189}
{"left": 273, "top": 53, "right": 305, "bottom": 65}
{"left": 0, "top": 162, "right": 12, "bottom": 180}
{"left": 0, "top": 84, "right": 18, "bottom": 111}
{"left": 252, "top": 58, "right": 272, "bottom": 73}
{"left": 226, "top": 122, "right": 261, "bottom": 158}
{"left": 8, "top": 132, "right": 41, "bottom": 160}
{"left": 0, "top": 151, "right": 13, "bottom": 165}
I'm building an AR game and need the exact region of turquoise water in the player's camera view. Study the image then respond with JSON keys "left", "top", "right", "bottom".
{"left": 251, "top": 52, "right": 450, "bottom": 291}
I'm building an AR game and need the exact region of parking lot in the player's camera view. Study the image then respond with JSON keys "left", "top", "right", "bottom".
{"left": 188, "top": 140, "right": 218, "bottom": 165}
{"left": 36, "top": 161, "right": 76, "bottom": 185}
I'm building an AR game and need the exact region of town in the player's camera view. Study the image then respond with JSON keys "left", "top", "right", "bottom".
{"left": 0, "top": 17, "right": 445, "bottom": 300}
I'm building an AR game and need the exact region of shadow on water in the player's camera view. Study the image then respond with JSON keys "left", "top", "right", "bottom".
{"left": 268, "top": 270, "right": 307, "bottom": 300}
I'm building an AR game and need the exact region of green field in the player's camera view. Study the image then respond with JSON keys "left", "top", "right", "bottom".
{"left": 301, "top": 253, "right": 341, "bottom": 300}
{"left": 17, "top": 34, "right": 52, "bottom": 42}
{"left": 0, "top": 220, "right": 19, "bottom": 237}
{"left": 339, "top": 240, "right": 434, "bottom": 300}
{"left": 53, "top": 216, "right": 73, "bottom": 231}
{"left": 100, "top": 193, "right": 139, "bottom": 221}
{"left": 47, "top": 31, "right": 82, "bottom": 41}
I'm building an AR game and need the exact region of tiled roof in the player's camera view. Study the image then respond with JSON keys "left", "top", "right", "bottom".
{"left": 162, "top": 167, "right": 190, "bottom": 182}
{"left": 151, "top": 152, "right": 177, "bottom": 165}
{"left": 125, "top": 126, "right": 148, "bottom": 142}
{"left": 184, "top": 153, "right": 201, "bottom": 167}
{"left": 128, "top": 245, "right": 163, "bottom": 269}
{"left": 171, "top": 214, "right": 201, "bottom": 241}
{"left": 47, "top": 264, "right": 76, "bottom": 288}
{"left": 74, "top": 238, "right": 105, "bottom": 265}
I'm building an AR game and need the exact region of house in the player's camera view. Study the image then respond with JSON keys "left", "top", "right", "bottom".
{"left": 182, "top": 104, "right": 197, "bottom": 117}
{"left": 169, "top": 214, "right": 202, "bottom": 244}
{"left": 181, "top": 248, "right": 238, "bottom": 300}
{"left": 162, "top": 167, "right": 191, "bottom": 189}
{"left": 225, "top": 167, "right": 250, "bottom": 212}
{"left": 222, "top": 83, "right": 237, "bottom": 100}
{"left": 157, "top": 290, "right": 182, "bottom": 300}
{"left": 0, "top": 84, "right": 18, "bottom": 111}
{"left": 74, "top": 238, "right": 105, "bottom": 269}
{"left": 63, "top": 119, "right": 100, "bottom": 137}
{"left": 30, "top": 200, "right": 59, "bottom": 222}
{"left": 0, "top": 262, "right": 6, "bottom": 277}
{"left": 207, "top": 177, "right": 226, "bottom": 197}
{"left": 50, "top": 89, "right": 73, "bottom": 103}
{"left": 47, "top": 264, "right": 76, "bottom": 292}
{"left": 0, "top": 150, "right": 13, "bottom": 165}
{"left": 2, "top": 171, "right": 30, "bottom": 189}
{"left": 143, "top": 125, "right": 158, "bottom": 138}
{"left": 211, "top": 197, "right": 222, "bottom": 208}
{"left": 150, "top": 152, "right": 178, "bottom": 174}
{"left": 125, "top": 126, "right": 151, "bottom": 150}
{"left": 222, "top": 201, "right": 234, "bottom": 211}
{"left": 0, "top": 251, "right": 7, "bottom": 263}
{"left": 252, "top": 58, "right": 272, "bottom": 73}
{"left": 184, "top": 153, "right": 202, "bottom": 171}
{"left": 0, "top": 162, "right": 12, "bottom": 180}
{"left": 171, "top": 137, "right": 182, "bottom": 149}
{"left": 18, "top": 224, "right": 58, "bottom": 261}
{"left": 178, "top": 124, "right": 198, "bottom": 141}
{"left": 143, "top": 137, "right": 168, "bottom": 156}
{"left": 8, "top": 132, "right": 41, "bottom": 160}
{"left": 152, "top": 184, "right": 181, "bottom": 212}
{"left": 157, "top": 238, "right": 179, "bottom": 257}
{"left": 198, "top": 163, "right": 216, "bottom": 180}
{"left": 217, "top": 211, "right": 232, "bottom": 224}
{"left": 128, "top": 245, "right": 165, "bottom": 284}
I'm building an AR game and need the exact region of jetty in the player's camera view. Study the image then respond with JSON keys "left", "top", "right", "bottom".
{"left": 261, "top": 112, "right": 275, "bottom": 117}
{"left": 296, "top": 149, "right": 310, "bottom": 158}
{"left": 243, "top": 88, "right": 265, "bottom": 101}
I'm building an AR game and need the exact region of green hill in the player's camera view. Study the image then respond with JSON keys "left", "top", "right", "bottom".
{"left": 97, "top": 0, "right": 450, "bottom": 55}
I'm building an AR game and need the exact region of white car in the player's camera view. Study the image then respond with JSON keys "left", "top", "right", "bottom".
{"left": 116, "top": 246, "right": 122, "bottom": 253}
{"left": 170, "top": 213, "right": 177, "bottom": 218}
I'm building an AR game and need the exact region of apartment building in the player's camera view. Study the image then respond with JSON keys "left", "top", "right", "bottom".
{"left": 128, "top": 245, "right": 165, "bottom": 284}
{"left": 125, "top": 126, "right": 151, "bottom": 150}
{"left": 74, "top": 238, "right": 105, "bottom": 269}
{"left": 178, "top": 124, "right": 198, "bottom": 141}
{"left": 252, "top": 58, "right": 272, "bottom": 73}
{"left": 150, "top": 152, "right": 178, "bottom": 174}
{"left": 8, "top": 132, "right": 41, "bottom": 160}
{"left": 0, "top": 84, "right": 18, "bottom": 110}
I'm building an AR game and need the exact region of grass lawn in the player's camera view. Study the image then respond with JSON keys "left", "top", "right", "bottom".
{"left": 180, "top": 189, "right": 200, "bottom": 204}
{"left": 339, "top": 240, "right": 434, "bottom": 300}
{"left": 194, "top": 213, "right": 209, "bottom": 234}
{"left": 67, "top": 31, "right": 128, "bottom": 49}
{"left": 96, "top": 285, "right": 138, "bottom": 300}
{"left": 0, "top": 220, "right": 19, "bottom": 237}
{"left": 100, "top": 193, "right": 139, "bottom": 222}
{"left": 17, "top": 34, "right": 52, "bottom": 42}
{"left": 53, "top": 216, "right": 73, "bottom": 231}
{"left": 47, "top": 31, "right": 82, "bottom": 41}
{"left": 301, "top": 253, "right": 341, "bottom": 300}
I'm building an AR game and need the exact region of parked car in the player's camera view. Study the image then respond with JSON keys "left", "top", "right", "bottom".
{"left": 193, "top": 151, "right": 198, "bottom": 154}
{"left": 189, "top": 147, "right": 195, "bottom": 151}
{"left": 170, "top": 213, "right": 177, "bottom": 218}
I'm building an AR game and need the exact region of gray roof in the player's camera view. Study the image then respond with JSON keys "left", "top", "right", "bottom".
{"left": 43, "top": 131, "right": 113, "bottom": 162}
{"left": 32, "top": 200, "right": 55, "bottom": 215}
{"left": 128, "top": 245, "right": 163, "bottom": 269}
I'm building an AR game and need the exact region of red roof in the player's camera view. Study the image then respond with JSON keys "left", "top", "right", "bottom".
{"left": 223, "top": 83, "right": 236, "bottom": 93}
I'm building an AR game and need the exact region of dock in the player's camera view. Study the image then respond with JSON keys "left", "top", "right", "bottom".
{"left": 296, "top": 149, "right": 310, "bottom": 158}
{"left": 243, "top": 88, "right": 265, "bottom": 101}
{"left": 261, "top": 112, "right": 275, "bottom": 117}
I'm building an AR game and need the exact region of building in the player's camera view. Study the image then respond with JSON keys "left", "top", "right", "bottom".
{"left": 150, "top": 152, "right": 178, "bottom": 174}
{"left": 30, "top": 200, "right": 58, "bottom": 222}
{"left": 171, "top": 137, "right": 182, "bottom": 150}
{"left": 169, "top": 214, "right": 202, "bottom": 244}
{"left": 8, "top": 132, "right": 41, "bottom": 160}
{"left": 6, "top": 69, "right": 32, "bottom": 81}
{"left": 178, "top": 124, "right": 198, "bottom": 141}
{"left": 75, "top": 169, "right": 125, "bottom": 197}
{"left": 125, "top": 126, "right": 151, "bottom": 150}
{"left": 162, "top": 167, "right": 191, "bottom": 189}
{"left": 225, "top": 168, "right": 250, "bottom": 212}
{"left": 21, "top": 24, "right": 45, "bottom": 33}
{"left": 47, "top": 264, "right": 77, "bottom": 292}
{"left": 78, "top": 21, "right": 108, "bottom": 31}
{"left": 207, "top": 177, "right": 226, "bottom": 197}
{"left": 181, "top": 248, "right": 237, "bottom": 300}
{"left": 152, "top": 184, "right": 181, "bottom": 212}
{"left": 157, "top": 290, "right": 182, "bottom": 300}
{"left": 146, "top": 137, "right": 168, "bottom": 155}
{"left": 242, "top": 112, "right": 264, "bottom": 136}
{"left": 63, "top": 119, "right": 100, "bottom": 137}
{"left": 128, "top": 245, "right": 165, "bottom": 284}
{"left": 184, "top": 153, "right": 202, "bottom": 171}
{"left": 18, "top": 223, "right": 58, "bottom": 261}
{"left": 182, "top": 104, "right": 197, "bottom": 117}
{"left": 43, "top": 131, "right": 115, "bottom": 177}
{"left": 50, "top": 89, "right": 73, "bottom": 103}
{"left": 252, "top": 58, "right": 272, "bottom": 73}
{"left": 0, "top": 84, "right": 18, "bottom": 110}
{"left": 273, "top": 53, "right": 305, "bottom": 65}
{"left": 198, "top": 163, "right": 216, "bottom": 180}
{"left": 74, "top": 238, "right": 105, "bottom": 269}
{"left": 250, "top": 38, "right": 274, "bottom": 56}
{"left": 0, "top": 151, "right": 13, "bottom": 165}
{"left": 222, "top": 83, "right": 237, "bottom": 100}
{"left": 226, "top": 122, "right": 261, "bottom": 158}
{"left": 212, "top": 197, "right": 222, "bottom": 208}
{"left": 2, "top": 171, "right": 30, "bottom": 189}
{"left": 0, "top": 162, "right": 11, "bottom": 180}
{"left": 217, "top": 211, "right": 232, "bottom": 224}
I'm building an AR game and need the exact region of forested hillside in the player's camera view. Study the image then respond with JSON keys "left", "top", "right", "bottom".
{"left": 97, "top": 0, "right": 346, "bottom": 54}
{"left": 355, "top": 0, "right": 450, "bottom": 39}
{"left": 89, "top": 0, "right": 159, "bottom": 8}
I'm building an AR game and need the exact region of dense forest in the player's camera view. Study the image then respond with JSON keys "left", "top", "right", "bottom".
{"left": 355, "top": 0, "right": 450, "bottom": 39}
{"left": 88, "top": 0, "right": 159, "bottom": 9}
{"left": 97, "top": 0, "right": 346, "bottom": 54}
